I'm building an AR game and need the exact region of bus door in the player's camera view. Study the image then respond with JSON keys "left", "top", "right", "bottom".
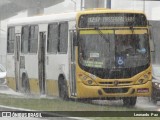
{"left": 38, "top": 32, "right": 46, "bottom": 95}
{"left": 69, "top": 30, "right": 77, "bottom": 96}
{"left": 14, "top": 34, "right": 21, "bottom": 91}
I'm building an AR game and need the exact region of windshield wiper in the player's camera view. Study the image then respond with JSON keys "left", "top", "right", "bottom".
{"left": 94, "top": 27, "right": 110, "bottom": 43}
{"left": 94, "top": 27, "right": 111, "bottom": 53}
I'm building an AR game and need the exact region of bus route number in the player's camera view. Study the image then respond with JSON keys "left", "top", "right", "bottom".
{"left": 88, "top": 17, "right": 100, "bottom": 23}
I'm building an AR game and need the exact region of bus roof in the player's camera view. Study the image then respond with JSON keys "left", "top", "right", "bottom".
{"left": 8, "top": 9, "right": 146, "bottom": 26}
{"left": 8, "top": 12, "right": 76, "bottom": 26}
{"left": 78, "top": 9, "right": 145, "bottom": 15}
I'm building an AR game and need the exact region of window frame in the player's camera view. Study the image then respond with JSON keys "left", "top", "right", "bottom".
{"left": 28, "top": 25, "right": 39, "bottom": 54}
{"left": 58, "top": 22, "right": 69, "bottom": 54}
{"left": 47, "top": 22, "right": 59, "bottom": 54}
{"left": 21, "top": 25, "right": 30, "bottom": 54}
{"left": 7, "top": 27, "right": 15, "bottom": 54}
{"left": 21, "top": 25, "right": 39, "bottom": 54}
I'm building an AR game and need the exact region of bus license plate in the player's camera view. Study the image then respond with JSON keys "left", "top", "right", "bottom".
{"left": 137, "top": 88, "right": 149, "bottom": 93}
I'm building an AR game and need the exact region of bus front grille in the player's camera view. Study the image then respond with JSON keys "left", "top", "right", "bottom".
{"left": 103, "top": 88, "right": 129, "bottom": 93}
{"left": 99, "top": 81, "right": 133, "bottom": 86}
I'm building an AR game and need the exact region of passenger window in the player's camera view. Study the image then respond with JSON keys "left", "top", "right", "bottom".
{"left": 47, "top": 23, "right": 58, "bottom": 53}
{"left": 29, "top": 25, "right": 38, "bottom": 53}
{"left": 7, "top": 27, "right": 15, "bottom": 53}
{"left": 59, "top": 22, "right": 68, "bottom": 54}
{"left": 21, "top": 26, "right": 29, "bottom": 53}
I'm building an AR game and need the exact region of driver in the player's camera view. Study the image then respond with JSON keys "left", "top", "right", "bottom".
{"left": 121, "top": 40, "right": 133, "bottom": 52}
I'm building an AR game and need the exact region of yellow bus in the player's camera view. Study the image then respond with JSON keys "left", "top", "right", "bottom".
{"left": 6, "top": 9, "right": 152, "bottom": 106}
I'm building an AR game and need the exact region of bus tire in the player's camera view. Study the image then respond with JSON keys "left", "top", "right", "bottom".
{"left": 151, "top": 97, "right": 157, "bottom": 104}
{"left": 151, "top": 91, "right": 157, "bottom": 104}
{"left": 123, "top": 97, "right": 137, "bottom": 107}
{"left": 152, "top": 99, "right": 157, "bottom": 104}
{"left": 22, "top": 73, "right": 30, "bottom": 94}
{"left": 58, "top": 76, "right": 69, "bottom": 100}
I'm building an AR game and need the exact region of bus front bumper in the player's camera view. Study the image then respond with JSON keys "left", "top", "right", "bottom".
{"left": 76, "top": 81, "right": 152, "bottom": 99}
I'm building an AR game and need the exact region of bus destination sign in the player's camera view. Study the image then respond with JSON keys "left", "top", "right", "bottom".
{"left": 78, "top": 13, "right": 147, "bottom": 28}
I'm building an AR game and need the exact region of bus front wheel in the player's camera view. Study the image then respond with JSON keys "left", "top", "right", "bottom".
{"left": 123, "top": 97, "right": 137, "bottom": 107}
{"left": 58, "top": 76, "right": 69, "bottom": 100}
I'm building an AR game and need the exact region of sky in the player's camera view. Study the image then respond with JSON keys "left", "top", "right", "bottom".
{"left": 44, "top": 0, "right": 160, "bottom": 20}
{"left": 2, "top": 0, "right": 160, "bottom": 21}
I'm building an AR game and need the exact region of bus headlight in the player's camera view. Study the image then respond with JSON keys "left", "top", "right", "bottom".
{"left": 144, "top": 74, "right": 149, "bottom": 79}
{"left": 138, "top": 79, "right": 144, "bottom": 84}
{"left": 86, "top": 79, "right": 97, "bottom": 85}
{"left": 135, "top": 74, "right": 149, "bottom": 85}
{"left": 78, "top": 73, "right": 88, "bottom": 80}
{"left": 87, "top": 80, "right": 93, "bottom": 85}
{"left": 78, "top": 73, "right": 97, "bottom": 85}
{"left": 82, "top": 76, "right": 88, "bottom": 80}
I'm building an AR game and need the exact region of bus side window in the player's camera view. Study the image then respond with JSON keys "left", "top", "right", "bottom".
{"left": 59, "top": 22, "right": 68, "bottom": 54}
{"left": 7, "top": 27, "right": 15, "bottom": 53}
{"left": 21, "top": 26, "right": 30, "bottom": 54}
{"left": 47, "top": 23, "right": 58, "bottom": 54}
{"left": 29, "top": 25, "right": 38, "bottom": 53}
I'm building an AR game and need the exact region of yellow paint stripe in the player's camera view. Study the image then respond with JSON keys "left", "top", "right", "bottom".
{"left": 115, "top": 30, "right": 147, "bottom": 34}
{"left": 46, "top": 80, "right": 59, "bottom": 96}
{"left": 6, "top": 77, "right": 60, "bottom": 96}
{"left": 29, "top": 79, "right": 40, "bottom": 94}
{"left": 77, "top": 27, "right": 148, "bottom": 30}
{"left": 6, "top": 77, "right": 16, "bottom": 91}
{"left": 80, "top": 30, "right": 114, "bottom": 34}
{"left": 80, "top": 30, "right": 147, "bottom": 35}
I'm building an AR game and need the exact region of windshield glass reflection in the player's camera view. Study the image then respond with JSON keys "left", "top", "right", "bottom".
{"left": 79, "top": 33, "right": 150, "bottom": 69}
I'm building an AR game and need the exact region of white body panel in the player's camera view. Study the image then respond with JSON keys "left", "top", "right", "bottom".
{"left": 46, "top": 54, "right": 69, "bottom": 80}
{"left": 21, "top": 54, "right": 38, "bottom": 79}
{"left": 7, "top": 12, "right": 77, "bottom": 93}
{"left": 6, "top": 55, "right": 15, "bottom": 77}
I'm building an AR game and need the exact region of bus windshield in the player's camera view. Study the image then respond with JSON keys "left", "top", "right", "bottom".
{"left": 115, "top": 34, "right": 149, "bottom": 67}
{"left": 78, "top": 32, "right": 150, "bottom": 69}
{"left": 79, "top": 33, "right": 113, "bottom": 69}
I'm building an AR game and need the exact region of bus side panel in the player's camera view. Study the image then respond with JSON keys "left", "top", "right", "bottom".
{"left": 6, "top": 55, "right": 16, "bottom": 90}
{"left": 46, "top": 21, "right": 73, "bottom": 97}
{"left": 24, "top": 54, "right": 39, "bottom": 94}
{"left": 46, "top": 54, "right": 69, "bottom": 96}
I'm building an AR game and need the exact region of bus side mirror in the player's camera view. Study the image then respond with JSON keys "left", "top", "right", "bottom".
{"left": 148, "top": 25, "right": 155, "bottom": 52}
{"left": 150, "top": 39, "right": 155, "bottom": 52}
